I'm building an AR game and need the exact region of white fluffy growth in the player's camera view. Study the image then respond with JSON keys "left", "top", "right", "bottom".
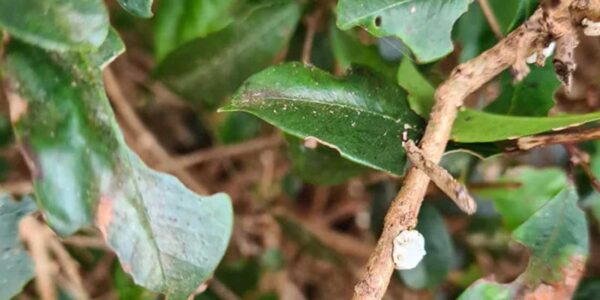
{"left": 526, "top": 41, "right": 556, "bottom": 64}
{"left": 392, "top": 230, "right": 426, "bottom": 270}
{"left": 583, "top": 18, "right": 600, "bottom": 36}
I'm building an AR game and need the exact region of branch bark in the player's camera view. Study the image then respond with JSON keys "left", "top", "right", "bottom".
{"left": 353, "top": 1, "right": 597, "bottom": 299}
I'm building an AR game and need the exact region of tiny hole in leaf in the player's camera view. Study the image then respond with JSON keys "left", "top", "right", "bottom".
{"left": 374, "top": 16, "right": 382, "bottom": 27}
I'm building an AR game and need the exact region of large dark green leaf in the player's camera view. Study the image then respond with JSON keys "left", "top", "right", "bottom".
{"left": 474, "top": 167, "right": 567, "bottom": 230}
{"left": 398, "top": 203, "right": 454, "bottom": 290}
{"left": 286, "top": 135, "right": 366, "bottom": 185}
{"left": 329, "top": 23, "right": 396, "bottom": 80}
{"left": 117, "top": 0, "right": 153, "bottom": 18}
{"left": 0, "top": 195, "right": 36, "bottom": 300}
{"left": 155, "top": 0, "right": 301, "bottom": 109}
{"left": 222, "top": 63, "right": 424, "bottom": 175}
{"left": 4, "top": 41, "right": 233, "bottom": 299}
{"left": 0, "top": 0, "right": 109, "bottom": 51}
{"left": 336, "top": 0, "right": 469, "bottom": 63}
{"left": 153, "top": 0, "right": 235, "bottom": 61}
{"left": 459, "top": 188, "right": 588, "bottom": 299}
{"left": 485, "top": 63, "right": 559, "bottom": 117}
{"left": 452, "top": 109, "right": 600, "bottom": 143}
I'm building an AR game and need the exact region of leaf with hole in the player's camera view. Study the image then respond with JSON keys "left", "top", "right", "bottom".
{"left": 222, "top": 63, "right": 425, "bottom": 175}
{"left": 336, "top": 0, "right": 469, "bottom": 63}
{"left": 0, "top": 0, "right": 109, "bottom": 51}
{"left": 0, "top": 195, "right": 36, "bottom": 300}
{"left": 329, "top": 23, "right": 396, "bottom": 80}
{"left": 155, "top": 0, "right": 301, "bottom": 109}
{"left": 3, "top": 40, "right": 233, "bottom": 299}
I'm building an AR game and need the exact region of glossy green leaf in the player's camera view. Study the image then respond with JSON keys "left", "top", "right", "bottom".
{"left": 398, "top": 203, "right": 454, "bottom": 290}
{"left": 329, "top": 23, "right": 396, "bottom": 80}
{"left": 217, "top": 112, "right": 262, "bottom": 145}
{"left": 397, "top": 58, "right": 435, "bottom": 118}
{"left": 513, "top": 188, "right": 588, "bottom": 283}
{"left": 155, "top": 0, "right": 301, "bottom": 109}
{"left": 460, "top": 188, "right": 589, "bottom": 299}
{"left": 117, "top": 0, "right": 153, "bottom": 18}
{"left": 455, "top": 0, "right": 538, "bottom": 62}
{"left": 336, "top": 0, "right": 469, "bottom": 63}
{"left": 474, "top": 167, "right": 567, "bottom": 230}
{"left": 0, "top": 0, "right": 109, "bottom": 51}
{"left": 153, "top": 0, "right": 235, "bottom": 61}
{"left": 223, "top": 63, "right": 425, "bottom": 175}
{"left": 0, "top": 195, "right": 36, "bottom": 300}
{"left": 286, "top": 135, "right": 366, "bottom": 185}
{"left": 452, "top": 109, "right": 600, "bottom": 143}
{"left": 4, "top": 41, "right": 233, "bottom": 299}
{"left": 93, "top": 28, "right": 126, "bottom": 69}
{"left": 485, "top": 64, "right": 559, "bottom": 117}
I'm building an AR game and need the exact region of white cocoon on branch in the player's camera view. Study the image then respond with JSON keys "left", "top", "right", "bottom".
{"left": 392, "top": 230, "right": 426, "bottom": 270}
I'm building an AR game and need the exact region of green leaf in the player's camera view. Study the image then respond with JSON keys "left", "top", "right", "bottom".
{"left": 336, "top": 0, "right": 469, "bottom": 63}
{"left": 474, "top": 167, "right": 567, "bottom": 230}
{"left": 93, "top": 28, "right": 126, "bottom": 69}
{"left": 452, "top": 109, "right": 600, "bottom": 143}
{"left": 455, "top": 0, "right": 538, "bottom": 62}
{"left": 459, "top": 282, "right": 513, "bottom": 300}
{"left": 222, "top": 63, "right": 425, "bottom": 175}
{"left": 485, "top": 64, "right": 559, "bottom": 117}
{"left": 155, "top": 0, "right": 301, "bottom": 109}
{"left": 397, "top": 58, "right": 435, "bottom": 117}
{"left": 286, "top": 135, "right": 366, "bottom": 185}
{"left": 153, "top": 0, "right": 235, "bottom": 61}
{"left": 0, "top": 195, "right": 36, "bottom": 300}
{"left": 117, "top": 0, "right": 153, "bottom": 18}
{"left": 0, "top": 0, "right": 109, "bottom": 51}
{"left": 4, "top": 41, "right": 233, "bottom": 299}
{"left": 513, "top": 188, "right": 588, "bottom": 283}
{"left": 459, "top": 188, "right": 589, "bottom": 299}
{"left": 217, "top": 112, "right": 262, "bottom": 145}
{"left": 398, "top": 203, "right": 454, "bottom": 290}
{"left": 329, "top": 23, "right": 396, "bottom": 80}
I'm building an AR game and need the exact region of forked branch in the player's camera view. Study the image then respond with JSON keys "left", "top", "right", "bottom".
{"left": 353, "top": 1, "right": 600, "bottom": 299}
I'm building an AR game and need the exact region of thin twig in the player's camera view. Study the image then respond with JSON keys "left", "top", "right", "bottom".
{"left": 353, "top": 2, "right": 589, "bottom": 298}
{"left": 0, "top": 180, "right": 33, "bottom": 195}
{"left": 517, "top": 126, "right": 600, "bottom": 150}
{"left": 20, "top": 216, "right": 57, "bottom": 300}
{"left": 301, "top": 8, "right": 323, "bottom": 64}
{"left": 209, "top": 279, "right": 240, "bottom": 300}
{"left": 403, "top": 139, "right": 476, "bottom": 214}
{"left": 477, "top": 0, "right": 504, "bottom": 40}
{"left": 162, "top": 134, "right": 283, "bottom": 170}
{"left": 565, "top": 144, "right": 600, "bottom": 192}
{"left": 103, "top": 69, "right": 209, "bottom": 195}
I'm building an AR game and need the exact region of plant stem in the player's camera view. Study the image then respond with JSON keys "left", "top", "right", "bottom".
{"left": 352, "top": 1, "right": 593, "bottom": 298}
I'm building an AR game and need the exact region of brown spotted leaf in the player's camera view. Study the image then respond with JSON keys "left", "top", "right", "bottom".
{"left": 458, "top": 188, "right": 588, "bottom": 299}
{"left": 3, "top": 40, "right": 233, "bottom": 299}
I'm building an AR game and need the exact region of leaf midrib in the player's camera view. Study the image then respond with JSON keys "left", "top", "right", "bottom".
{"left": 233, "top": 94, "right": 408, "bottom": 123}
